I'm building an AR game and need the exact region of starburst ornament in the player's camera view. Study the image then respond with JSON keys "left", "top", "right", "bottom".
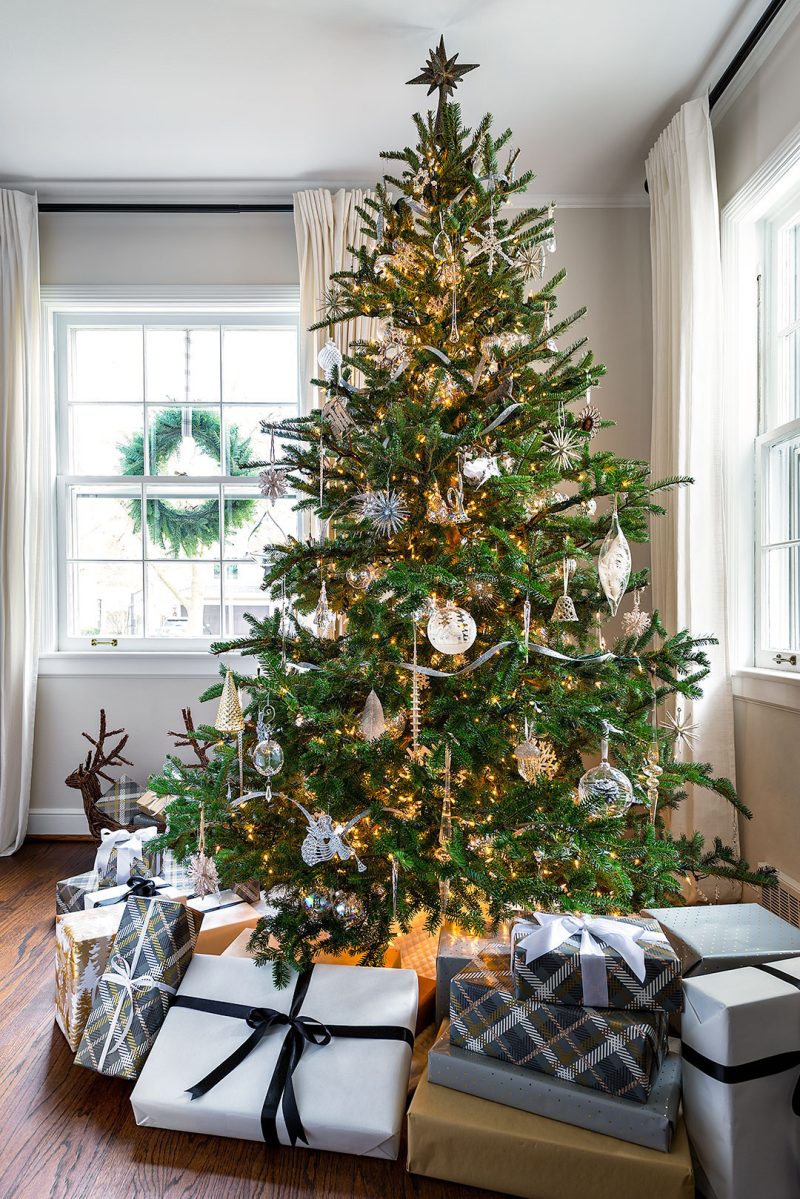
{"left": 622, "top": 588, "right": 651, "bottom": 637}
{"left": 407, "top": 36, "right": 479, "bottom": 130}
{"left": 319, "top": 285, "right": 349, "bottom": 322}
{"left": 358, "top": 488, "right": 410, "bottom": 537}
{"left": 662, "top": 705, "right": 699, "bottom": 751}
{"left": 578, "top": 401, "right": 601, "bottom": 438}
{"left": 516, "top": 241, "right": 545, "bottom": 281}
{"left": 258, "top": 428, "right": 289, "bottom": 505}
{"left": 544, "top": 425, "right": 581, "bottom": 469}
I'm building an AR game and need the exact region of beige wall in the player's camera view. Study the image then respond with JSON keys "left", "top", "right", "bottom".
{"left": 30, "top": 204, "right": 652, "bottom": 834}
{"left": 714, "top": 14, "right": 800, "bottom": 883}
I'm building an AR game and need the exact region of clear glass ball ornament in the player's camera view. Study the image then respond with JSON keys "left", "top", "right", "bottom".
{"left": 427, "top": 601, "right": 477, "bottom": 655}
{"left": 346, "top": 564, "right": 379, "bottom": 591}
{"left": 251, "top": 737, "right": 284, "bottom": 778}
{"left": 577, "top": 723, "right": 634, "bottom": 818}
{"left": 331, "top": 890, "right": 363, "bottom": 923}
{"left": 302, "top": 890, "right": 331, "bottom": 913}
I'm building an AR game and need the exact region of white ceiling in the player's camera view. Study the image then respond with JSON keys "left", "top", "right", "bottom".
{"left": 0, "top": 0, "right": 780, "bottom": 203}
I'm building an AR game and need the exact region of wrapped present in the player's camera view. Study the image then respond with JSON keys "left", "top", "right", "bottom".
{"left": 681, "top": 955, "right": 800, "bottom": 1199}
{"left": 131, "top": 954, "right": 417, "bottom": 1156}
{"left": 436, "top": 922, "right": 511, "bottom": 1026}
{"left": 428, "top": 1023, "right": 682, "bottom": 1152}
{"left": 450, "top": 952, "right": 667, "bottom": 1103}
{"left": 75, "top": 894, "right": 202, "bottom": 1079}
{"left": 83, "top": 876, "right": 186, "bottom": 910}
{"left": 392, "top": 914, "right": 439, "bottom": 980}
{"left": 55, "top": 905, "right": 123, "bottom": 1050}
{"left": 511, "top": 913, "right": 682, "bottom": 1014}
{"left": 407, "top": 1067, "right": 694, "bottom": 1199}
{"left": 136, "top": 789, "right": 172, "bottom": 821}
{"left": 221, "top": 925, "right": 402, "bottom": 969}
{"left": 56, "top": 869, "right": 102, "bottom": 917}
{"left": 187, "top": 890, "right": 265, "bottom": 955}
{"left": 416, "top": 975, "right": 436, "bottom": 1033}
{"left": 644, "top": 902, "right": 800, "bottom": 977}
{"left": 158, "top": 848, "right": 194, "bottom": 894}
{"left": 94, "top": 773, "right": 146, "bottom": 825}
{"left": 94, "top": 825, "right": 161, "bottom": 887}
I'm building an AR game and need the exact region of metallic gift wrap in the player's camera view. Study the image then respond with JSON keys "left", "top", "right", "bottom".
{"left": 512, "top": 914, "right": 683, "bottom": 1014}
{"left": 56, "top": 870, "right": 104, "bottom": 917}
{"left": 75, "top": 894, "right": 202, "bottom": 1080}
{"left": 450, "top": 952, "right": 668, "bottom": 1103}
{"left": 55, "top": 905, "right": 123, "bottom": 1050}
{"left": 435, "top": 923, "right": 511, "bottom": 1026}
{"left": 643, "top": 903, "right": 800, "bottom": 977}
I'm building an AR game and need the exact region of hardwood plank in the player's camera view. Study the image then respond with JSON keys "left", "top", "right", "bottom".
{"left": 0, "top": 841, "right": 503, "bottom": 1199}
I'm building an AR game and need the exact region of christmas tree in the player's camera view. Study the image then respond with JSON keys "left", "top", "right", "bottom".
{"left": 152, "top": 39, "right": 770, "bottom": 981}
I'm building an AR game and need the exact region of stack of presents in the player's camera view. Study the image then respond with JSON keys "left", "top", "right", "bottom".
{"left": 55, "top": 813, "right": 800, "bottom": 1197}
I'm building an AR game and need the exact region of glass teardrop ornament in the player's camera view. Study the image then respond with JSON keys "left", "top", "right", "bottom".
{"left": 597, "top": 509, "right": 631, "bottom": 616}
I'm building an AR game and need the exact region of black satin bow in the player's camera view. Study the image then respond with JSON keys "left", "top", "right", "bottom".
{"left": 93, "top": 876, "right": 165, "bottom": 907}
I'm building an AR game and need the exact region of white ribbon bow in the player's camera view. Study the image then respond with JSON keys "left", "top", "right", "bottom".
{"left": 94, "top": 825, "right": 159, "bottom": 885}
{"left": 96, "top": 896, "right": 177, "bottom": 1071}
{"left": 512, "top": 912, "right": 647, "bottom": 1008}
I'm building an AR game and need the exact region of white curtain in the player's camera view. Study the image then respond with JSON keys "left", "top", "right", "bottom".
{"left": 294, "top": 188, "right": 381, "bottom": 415}
{"left": 0, "top": 189, "right": 42, "bottom": 856}
{"left": 646, "top": 97, "right": 740, "bottom": 896}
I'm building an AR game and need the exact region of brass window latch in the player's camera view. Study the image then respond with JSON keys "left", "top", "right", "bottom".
{"left": 90, "top": 638, "right": 118, "bottom": 647}
{"left": 773, "top": 653, "right": 797, "bottom": 666}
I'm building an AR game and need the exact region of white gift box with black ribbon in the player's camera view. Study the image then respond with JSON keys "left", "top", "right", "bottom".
{"left": 681, "top": 956, "right": 800, "bottom": 1199}
{"left": 131, "top": 954, "right": 418, "bottom": 1158}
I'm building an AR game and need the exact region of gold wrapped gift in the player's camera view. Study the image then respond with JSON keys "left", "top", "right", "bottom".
{"left": 55, "top": 906, "right": 123, "bottom": 1051}
{"left": 407, "top": 1068, "right": 694, "bottom": 1199}
{"left": 136, "top": 790, "right": 172, "bottom": 821}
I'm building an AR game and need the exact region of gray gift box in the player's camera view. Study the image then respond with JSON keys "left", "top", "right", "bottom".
{"left": 435, "top": 924, "right": 511, "bottom": 1027}
{"left": 643, "top": 903, "right": 800, "bottom": 977}
{"left": 428, "top": 1025, "right": 682, "bottom": 1153}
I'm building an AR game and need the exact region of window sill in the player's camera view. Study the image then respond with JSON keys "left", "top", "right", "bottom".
{"left": 732, "top": 667, "right": 800, "bottom": 713}
{"left": 37, "top": 651, "right": 237, "bottom": 678}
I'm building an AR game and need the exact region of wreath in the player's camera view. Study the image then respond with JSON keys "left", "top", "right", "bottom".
{"left": 119, "top": 407, "right": 256, "bottom": 556}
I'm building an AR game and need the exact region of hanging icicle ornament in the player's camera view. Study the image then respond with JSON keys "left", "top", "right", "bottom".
{"left": 251, "top": 708, "right": 284, "bottom": 801}
{"left": 292, "top": 799, "right": 369, "bottom": 872}
{"left": 390, "top": 857, "right": 399, "bottom": 919}
{"left": 187, "top": 804, "right": 220, "bottom": 900}
{"left": 317, "top": 337, "right": 343, "bottom": 383}
{"left": 598, "top": 496, "right": 632, "bottom": 616}
{"left": 408, "top": 619, "right": 428, "bottom": 764}
{"left": 427, "top": 600, "right": 477, "bottom": 654}
{"left": 622, "top": 588, "right": 651, "bottom": 638}
{"left": 312, "top": 581, "right": 336, "bottom": 638}
{"left": 464, "top": 197, "right": 517, "bottom": 275}
{"left": 513, "top": 719, "right": 559, "bottom": 782}
{"left": 543, "top": 301, "right": 559, "bottom": 353}
{"left": 258, "top": 428, "right": 290, "bottom": 505}
{"left": 546, "top": 203, "right": 557, "bottom": 254}
{"left": 215, "top": 669, "right": 246, "bottom": 798}
{"left": 578, "top": 721, "right": 635, "bottom": 818}
{"left": 359, "top": 689, "right": 386, "bottom": 742}
{"left": 551, "top": 558, "right": 579, "bottom": 622}
{"left": 640, "top": 741, "right": 663, "bottom": 826}
{"left": 595, "top": 612, "right": 607, "bottom": 652}
{"left": 522, "top": 594, "right": 532, "bottom": 662}
{"left": 357, "top": 487, "right": 410, "bottom": 537}
{"left": 436, "top": 743, "right": 453, "bottom": 915}
{"left": 432, "top": 211, "right": 453, "bottom": 261}
{"left": 662, "top": 704, "right": 699, "bottom": 752}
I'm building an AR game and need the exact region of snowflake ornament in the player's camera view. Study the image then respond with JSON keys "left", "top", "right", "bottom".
{"left": 662, "top": 705, "right": 699, "bottom": 751}
{"left": 188, "top": 851, "right": 220, "bottom": 900}
{"left": 465, "top": 204, "right": 517, "bottom": 276}
{"left": 516, "top": 242, "right": 545, "bottom": 281}
{"left": 544, "top": 425, "right": 581, "bottom": 469}
{"left": 375, "top": 323, "right": 411, "bottom": 376}
{"left": 356, "top": 488, "right": 410, "bottom": 537}
{"left": 621, "top": 589, "right": 651, "bottom": 638}
{"left": 258, "top": 466, "right": 289, "bottom": 505}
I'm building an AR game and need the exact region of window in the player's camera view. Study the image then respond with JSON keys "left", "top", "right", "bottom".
{"left": 758, "top": 197, "right": 800, "bottom": 671}
{"left": 51, "top": 296, "right": 300, "bottom": 651}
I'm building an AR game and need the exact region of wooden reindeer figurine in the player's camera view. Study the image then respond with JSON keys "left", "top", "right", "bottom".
{"left": 65, "top": 709, "right": 134, "bottom": 842}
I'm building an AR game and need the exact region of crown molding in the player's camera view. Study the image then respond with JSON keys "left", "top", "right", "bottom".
{"left": 706, "top": 0, "right": 800, "bottom": 126}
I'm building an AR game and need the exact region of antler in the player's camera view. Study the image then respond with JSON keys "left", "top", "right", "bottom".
{"left": 80, "top": 708, "right": 133, "bottom": 784}
{"left": 168, "top": 707, "right": 211, "bottom": 768}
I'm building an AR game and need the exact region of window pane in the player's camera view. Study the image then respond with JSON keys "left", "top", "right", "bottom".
{"left": 145, "top": 327, "right": 220, "bottom": 404}
{"left": 762, "top": 545, "right": 800, "bottom": 650}
{"left": 67, "top": 487, "right": 142, "bottom": 559}
{"left": 223, "top": 490, "right": 295, "bottom": 558}
{"left": 67, "top": 562, "right": 143, "bottom": 638}
{"left": 224, "top": 404, "right": 295, "bottom": 475}
{"left": 787, "top": 223, "right": 800, "bottom": 327}
{"left": 69, "top": 405, "right": 144, "bottom": 475}
{"left": 223, "top": 562, "right": 271, "bottom": 635}
{"left": 145, "top": 487, "right": 220, "bottom": 560}
{"left": 71, "top": 328, "right": 143, "bottom": 402}
{"left": 146, "top": 406, "right": 222, "bottom": 476}
{"left": 765, "top": 433, "right": 800, "bottom": 544}
{"left": 223, "top": 327, "right": 298, "bottom": 402}
{"left": 145, "top": 562, "right": 220, "bottom": 638}
{"left": 780, "top": 328, "right": 800, "bottom": 425}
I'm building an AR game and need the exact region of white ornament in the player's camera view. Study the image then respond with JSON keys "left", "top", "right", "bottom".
{"left": 312, "top": 582, "right": 335, "bottom": 638}
{"left": 317, "top": 338, "right": 343, "bottom": 382}
{"left": 464, "top": 201, "right": 517, "bottom": 276}
{"left": 462, "top": 451, "right": 501, "bottom": 488}
{"left": 293, "top": 800, "right": 369, "bottom": 872}
{"left": 621, "top": 588, "right": 651, "bottom": 638}
{"left": 359, "top": 689, "right": 386, "bottom": 742}
{"left": 598, "top": 502, "right": 631, "bottom": 616}
{"left": 427, "top": 602, "right": 477, "bottom": 655}
{"left": 551, "top": 558, "right": 579, "bottom": 622}
{"left": 513, "top": 720, "right": 558, "bottom": 783}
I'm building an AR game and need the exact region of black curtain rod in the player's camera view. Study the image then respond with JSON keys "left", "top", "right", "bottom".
{"left": 38, "top": 201, "right": 294, "bottom": 214}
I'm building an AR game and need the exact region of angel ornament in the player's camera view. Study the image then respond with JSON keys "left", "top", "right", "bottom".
{"left": 292, "top": 800, "right": 370, "bottom": 872}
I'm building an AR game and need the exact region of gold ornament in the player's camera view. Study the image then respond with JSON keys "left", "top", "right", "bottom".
{"left": 215, "top": 670, "right": 245, "bottom": 735}
{"left": 513, "top": 720, "right": 559, "bottom": 783}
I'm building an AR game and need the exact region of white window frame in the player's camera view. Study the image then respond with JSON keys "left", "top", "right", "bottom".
{"left": 40, "top": 286, "right": 301, "bottom": 664}
{"left": 754, "top": 192, "right": 800, "bottom": 672}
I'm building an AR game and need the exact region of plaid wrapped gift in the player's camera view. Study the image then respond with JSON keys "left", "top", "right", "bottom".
{"left": 95, "top": 774, "right": 146, "bottom": 825}
{"left": 511, "top": 913, "right": 683, "bottom": 1014}
{"left": 158, "top": 849, "right": 194, "bottom": 894}
{"left": 55, "top": 905, "right": 123, "bottom": 1049}
{"left": 94, "top": 825, "right": 160, "bottom": 886}
{"left": 450, "top": 952, "right": 668, "bottom": 1104}
{"left": 56, "top": 870, "right": 103, "bottom": 917}
{"left": 75, "top": 894, "right": 202, "bottom": 1080}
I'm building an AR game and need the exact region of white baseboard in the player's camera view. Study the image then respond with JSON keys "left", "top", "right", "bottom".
{"left": 27, "top": 806, "right": 89, "bottom": 837}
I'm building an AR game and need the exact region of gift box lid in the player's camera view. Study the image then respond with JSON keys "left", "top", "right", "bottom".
{"left": 644, "top": 904, "right": 800, "bottom": 976}
{"left": 131, "top": 954, "right": 418, "bottom": 1156}
{"left": 682, "top": 955, "right": 800, "bottom": 1067}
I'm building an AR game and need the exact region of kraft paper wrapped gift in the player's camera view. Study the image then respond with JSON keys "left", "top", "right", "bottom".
{"left": 75, "top": 894, "right": 202, "bottom": 1079}
{"left": 83, "top": 876, "right": 185, "bottom": 910}
{"left": 435, "top": 923, "right": 511, "bottom": 1026}
{"left": 511, "top": 913, "right": 682, "bottom": 1014}
{"left": 131, "top": 954, "right": 417, "bottom": 1157}
{"left": 644, "top": 902, "right": 800, "bottom": 976}
{"left": 136, "top": 789, "right": 172, "bottom": 822}
{"left": 451, "top": 952, "right": 668, "bottom": 1103}
{"left": 221, "top": 925, "right": 402, "bottom": 969}
{"left": 94, "top": 825, "right": 161, "bottom": 887}
{"left": 680, "top": 955, "right": 800, "bottom": 1199}
{"left": 187, "top": 890, "right": 265, "bottom": 955}
{"left": 407, "top": 1067, "right": 694, "bottom": 1199}
{"left": 55, "top": 904, "right": 123, "bottom": 1050}
{"left": 428, "top": 1024, "right": 682, "bottom": 1152}
{"left": 56, "top": 869, "right": 103, "bottom": 917}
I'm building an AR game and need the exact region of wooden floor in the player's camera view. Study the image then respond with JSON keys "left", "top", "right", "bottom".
{"left": 0, "top": 841, "right": 504, "bottom": 1199}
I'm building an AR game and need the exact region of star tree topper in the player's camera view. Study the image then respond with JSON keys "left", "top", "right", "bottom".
{"left": 407, "top": 37, "right": 479, "bottom": 129}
